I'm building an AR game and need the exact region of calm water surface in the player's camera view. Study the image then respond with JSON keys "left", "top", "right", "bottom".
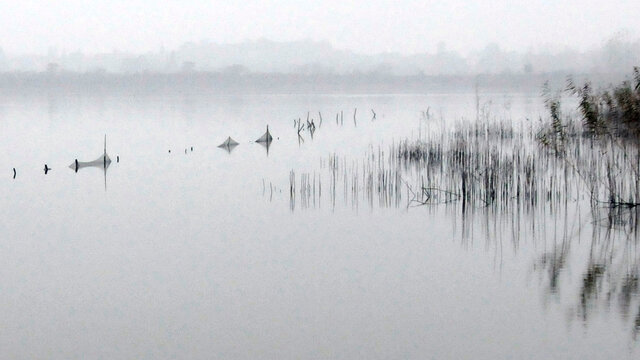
{"left": 0, "top": 91, "right": 638, "bottom": 359}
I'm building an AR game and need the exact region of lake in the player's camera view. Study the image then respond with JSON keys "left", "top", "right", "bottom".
{"left": 0, "top": 90, "right": 638, "bottom": 359}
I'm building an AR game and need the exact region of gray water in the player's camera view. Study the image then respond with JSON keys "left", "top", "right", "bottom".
{"left": 0, "top": 91, "right": 638, "bottom": 359}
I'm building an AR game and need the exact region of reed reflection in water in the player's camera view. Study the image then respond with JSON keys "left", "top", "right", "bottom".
{"left": 283, "top": 116, "right": 640, "bottom": 340}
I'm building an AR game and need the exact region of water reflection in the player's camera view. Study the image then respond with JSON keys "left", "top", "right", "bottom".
{"left": 217, "top": 136, "right": 239, "bottom": 153}
{"left": 68, "top": 154, "right": 112, "bottom": 172}
{"left": 68, "top": 137, "right": 112, "bottom": 190}
{"left": 533, "top": 206, "right": 640, "bottom": 341}
{"left": 258, "top": 140, "right": 272, "bottom": 156}
{"left": 69, "top": 136, "right": 112, "bottom": 173}
{"left": 218, "top": 143, "right": 238, "bottom": 154}
{"left": 256, "top": 125, "right": 273, "bottom": 156}
{"left": 280, "top": 118, "right": 640, "bottom": 341}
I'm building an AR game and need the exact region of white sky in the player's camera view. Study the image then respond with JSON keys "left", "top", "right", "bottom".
{"left": 0, "top": 0, "right": 638, "bottom": 55}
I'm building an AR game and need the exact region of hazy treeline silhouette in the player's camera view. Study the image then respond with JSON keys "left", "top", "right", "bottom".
{"left": 0, "top": 34, "right": 638, "bottom": 76}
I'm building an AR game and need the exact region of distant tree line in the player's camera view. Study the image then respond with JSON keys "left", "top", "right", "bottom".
{"left": 0, "top": 34, "right": 638, "bottom": 76}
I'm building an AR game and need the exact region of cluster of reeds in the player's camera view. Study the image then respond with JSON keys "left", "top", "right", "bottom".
{"left": 537, "top": 69, "right": 640, "bottom": 208}
{"left": 286, "top": 103, "right": 638, "bottom": 217}
{"left": 539, "top": 67, "right": 640, "bottom": 140}
{"left": 397, "top": 91, "right": 640, "bottom": 336}
{"left": 283, "top": 100, "right": 640, "bottom": 336}
{"left": 395, "top": 117, "right": 577, "bottom": 214}
{"left": 293, "top": 108, "right": 371, "bottom": 144}
{"left": 287, "top": 118, "right": 566, "bottom": 213}
{"left": 400, "top": 119, "right": 640, "bottom": 335}
{"left": 568, "top": 67, "right": 640, "bottom": 137}
{"left": 289, "top": 170, "right": 322, "bottom": 210}
{"left": 288, "top": 147, "right": 405, "bottom": 210}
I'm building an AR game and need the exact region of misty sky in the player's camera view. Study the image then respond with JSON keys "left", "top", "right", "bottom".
{"left": 1, "top": 0, "right": 638, "bottom": 55}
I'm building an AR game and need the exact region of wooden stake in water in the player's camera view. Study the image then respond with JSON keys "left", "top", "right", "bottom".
{"left": 353, "top": 108, "right": 357, "bottom": 126}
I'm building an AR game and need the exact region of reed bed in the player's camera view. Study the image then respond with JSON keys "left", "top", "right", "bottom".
{"left": 282, "top": 99, "right": 640, "bottom": 335}
{"left": 287, "top": 115, "right": 638, "bottom": 217}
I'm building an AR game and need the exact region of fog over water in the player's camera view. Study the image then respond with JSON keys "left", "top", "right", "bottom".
{"left": 1, "top": 2, "right": 640, "bottom": 360}
{"left": 1, "top": 89, "right": 638, "bottom": 360}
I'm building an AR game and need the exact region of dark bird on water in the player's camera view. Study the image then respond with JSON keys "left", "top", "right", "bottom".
{"left": 44, "top": 164, "right": 51, "bottom": 174}
{"left": 13, "top": 168, "right": 16, "bottom": 179}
